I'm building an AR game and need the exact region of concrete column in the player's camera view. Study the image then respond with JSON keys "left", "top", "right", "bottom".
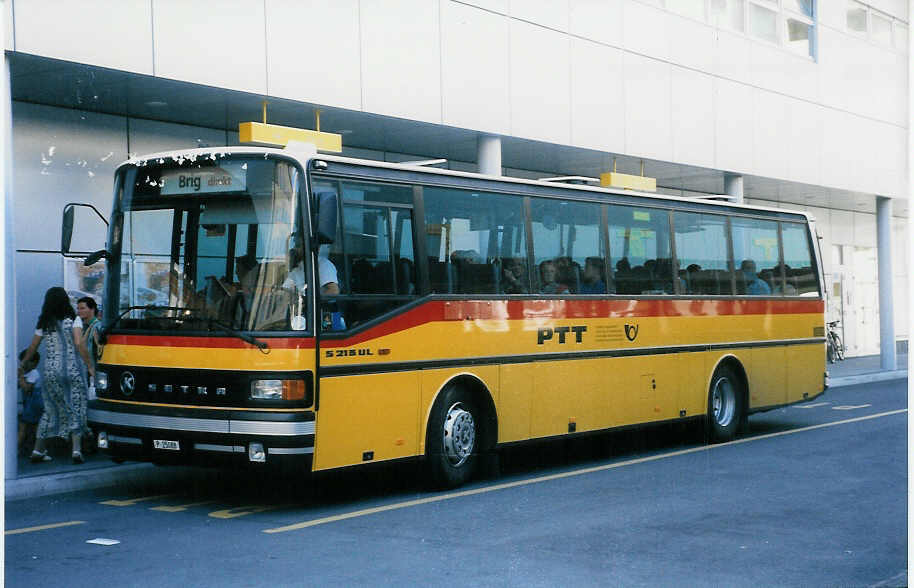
{"left": 477, "top": 135, "right": 502, "bottom": 176}
{"left": 3, "top": 30, "right": 17, "bottom": 479}
{"left": 876, "top": 196, "right": 896, "bottom": 370}
{"left": 724, "top": 173, "right": 744, "bottom": 204}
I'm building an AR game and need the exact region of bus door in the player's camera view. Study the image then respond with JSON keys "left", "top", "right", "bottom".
{"left": 312, "top": 179, "right": 423, "bottom": 471}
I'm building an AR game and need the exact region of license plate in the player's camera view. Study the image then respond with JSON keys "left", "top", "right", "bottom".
{"left": 153, "top": 439, "right": 180, "bottom": 451}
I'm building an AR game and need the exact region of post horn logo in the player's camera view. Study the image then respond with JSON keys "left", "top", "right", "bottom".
{"left": 120, "top": 371, "right": 136, "bottom": 396}
{"left": 624, "top": 323, "right": 639, "bottom": 342}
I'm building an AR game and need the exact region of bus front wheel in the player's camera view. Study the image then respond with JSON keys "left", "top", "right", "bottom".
{"left": 425, "top": 386, "right": 479, "bottom": 489}
{"left": 707, "top": 365, "right": 744, "bottom": 443}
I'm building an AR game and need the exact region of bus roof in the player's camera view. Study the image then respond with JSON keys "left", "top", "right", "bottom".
{"left": 119, "top": 145, "right": 815, "bottom": 223}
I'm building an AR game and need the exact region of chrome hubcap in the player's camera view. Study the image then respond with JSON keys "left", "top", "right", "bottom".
{"left": 712, "top": 377, "right": 736, "bottom": 427}
{"left": 443, "top": 402, "right": 475, "bottom": 467}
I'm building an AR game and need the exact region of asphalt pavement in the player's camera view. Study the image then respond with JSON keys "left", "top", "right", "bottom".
{"left": 5, "top": 377, "right": 907, "bottom": 586}
{"left": 3, "top": 352, "right": 907, "bottom": 502}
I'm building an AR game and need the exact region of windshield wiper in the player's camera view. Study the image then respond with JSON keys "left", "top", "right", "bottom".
{"left": 100, "top": 305, "right": 201, "bottom": 340}
{"left": 204, "top": 317, "right": 270, "bottom": 352}
{"left": 103, "top": 305, "right": 268, "bottom": 351}
{"left": 167, "top": 313, "right": 270, "bottom": 352}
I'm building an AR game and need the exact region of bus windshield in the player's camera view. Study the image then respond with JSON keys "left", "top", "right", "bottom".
{"left": 109, "top": 154, "right": 309, "bottom": 333}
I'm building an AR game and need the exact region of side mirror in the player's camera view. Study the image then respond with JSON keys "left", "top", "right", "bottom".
{"left": 84, "top": 249, "right": 109, "bottom": 266}
{"left": 61, "top": 205, "right": 75, "bottom": 254}
{"left": 60, "top": 202, "right": 109, "bottom": 256}
{"left": 315, "top": 191, "right": 338, "bottom": 245}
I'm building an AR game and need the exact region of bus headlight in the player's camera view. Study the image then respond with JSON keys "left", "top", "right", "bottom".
{"left": 96, "top": 371, "right": 108, "bottom": 391}
{"left": 250, "top": 379, "right": 305, "bottom": 401}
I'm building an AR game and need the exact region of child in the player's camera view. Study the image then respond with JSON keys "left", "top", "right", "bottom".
{"left": 18, "top": 349, "right": 43, "bottom": 457}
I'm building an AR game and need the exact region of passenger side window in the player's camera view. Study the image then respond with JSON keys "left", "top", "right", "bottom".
{"left": 423, "top": 187, "right": 526, "bottom": 294}
{"left": 731, "top": 217, "right": 779, "bottom": 296}
{"left": 608, "top": 205, "right": 673, "bottom": 295}
{"left": 530, "top": 198, "right": 605, "bottom": 294}
{"left": 781, "top": 222, "right": 819, "bottom": 296}
{"left": 674, "top": 212, "right": 733, "bottom": 295}
{"left": 320, "top": 180, "right": 417, "bottom": 330}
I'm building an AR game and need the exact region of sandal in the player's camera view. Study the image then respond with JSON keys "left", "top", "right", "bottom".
{"left": 29, "top": 450, "right": 52, "bottom": 463}
{"left": 72, "top": 451, "right": 85, "bottom": 465}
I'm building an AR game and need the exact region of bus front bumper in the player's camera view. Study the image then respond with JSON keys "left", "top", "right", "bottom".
{"left": 87, "top": 401, "right": 315, "bottom": 466}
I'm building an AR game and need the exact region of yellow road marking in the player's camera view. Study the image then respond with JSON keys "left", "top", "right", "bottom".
{"left": 209, "top": 505, "right": 283, "bottom": 519}
{"left": 264, "top": 408, "right": 907, "bottom": 534}
{"left": 151, "top": 500, "right": 216, "bottom": 513}
{"left": 6, "top": 520, "right": 85, "bottom": 535}
{"left": 101, "top": 494, "right": 175, "bottom": 507}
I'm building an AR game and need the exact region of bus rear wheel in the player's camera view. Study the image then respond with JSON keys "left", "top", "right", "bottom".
{"left": 707, "top": 365, "right": 744, "bottom": 443}
{"left": 425, "top": 386, "right": 479, "bottom": 489}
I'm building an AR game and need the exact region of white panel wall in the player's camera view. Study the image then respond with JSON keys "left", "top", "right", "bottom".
{"left": 153, "top": 0, "right": 267, "bottom": 94}
{"left": 509, "top": 0, "right": 569, "bottom": 31}
{"left": 753, "top": 91, "right": 790, "bottom": 180}
{"left": 623, "top": 1, "right": 668, "bottom": 60}
{"left": 509, "top": 20, "right": 570, "bottom": 144}
{"left": 670, "top": 67, "right": 714, "bottom": 169}
{"left": 715, "top": 29, "right": 752, "bottom": 84}
{"left": 785, "top": 97, "right": 822, "bottom": 187}
{"left": 569, "top": 0, "right": 622, "bottom": 47}
{"left": 360, "top": 0, "right": 441, "bottom": 123}
{"left": 667, "top": 12, "right": 715, "bottom": 72}
{"left": 830, "top": 210, "right": 855, "bottom": 245}
{"left": 14, "top": 0, "right": 153, "bottom": 74}
{"left": 460, "top": 0, "right": 508, "bottom": 13}
{"left": 569, "top": 39, "right": 624, "bottom": 153}
{"left": 623, "top": 53, "right": 671, "bottom": 162}
{"left": 440, "top": 1, "right": 510, "bottom": 134}
{"left": 854, "top": 212, "right": 878, "bottom": 247}
{"left": 266, "top": 0, "right": 362, "bottom": 111}
{"left": 9, "top": 0, "right": 909, "bottom": 198}
{"left": 714, "top": 79, "right": 754, "bottom": 173}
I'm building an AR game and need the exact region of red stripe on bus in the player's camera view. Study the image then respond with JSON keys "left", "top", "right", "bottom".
{"left": 105, "top": 334, "right": 315, "bottom": 349}
{"left": 107, "top": 298, "right": 822, "bottom": 350}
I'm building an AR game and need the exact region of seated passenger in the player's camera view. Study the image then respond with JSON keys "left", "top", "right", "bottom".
{"left": 539, "top": 260, "right": 569, "bottom": 295}
{"left": 284, "top": 244, "right": 340, "bottom": 296}
{"left": 579, "top": 257, "right": 606, "bottom": 294}
{"left": 501, "top": 258, "right": 528, "bottom": 294}
{"left": 740, "top": 259, "right": 771, "bottom": 295}
{"left": 554, "top": 256, "right": 576, "bottom": 292}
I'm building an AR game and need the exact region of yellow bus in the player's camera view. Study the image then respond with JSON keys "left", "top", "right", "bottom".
{"left": 71, "top": 145, "right": 826, "bottom": 488}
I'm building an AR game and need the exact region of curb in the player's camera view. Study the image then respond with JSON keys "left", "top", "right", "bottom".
{"left": 5, "top": 462, "right": 194, "bottom": 502}
{"left": 828, "top": 371, "right": 907, "bottom": 389}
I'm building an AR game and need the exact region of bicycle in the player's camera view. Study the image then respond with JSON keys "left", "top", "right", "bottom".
{"left": 826, "top": 320, "right": 845, "bottom": 363}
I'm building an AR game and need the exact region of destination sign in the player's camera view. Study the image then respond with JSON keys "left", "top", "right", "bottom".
{"left": 161, "top": 163, "right": 246, "bottom": 195}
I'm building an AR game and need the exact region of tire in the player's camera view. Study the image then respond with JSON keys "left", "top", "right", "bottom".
{"left": 707, "top": 365, "right": 744, "bottom": 443}
{"left": 827, "top": 338, "right": 835, "bottom": 364}
{"left": 425, "top": 386, "right": 480, "bottom": 489}
{"left": 833, "top": 334, "right": 845, "bottom": 361}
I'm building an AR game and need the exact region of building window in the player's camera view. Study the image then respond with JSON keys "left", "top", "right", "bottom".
{"left": 871, "top": 12, "right": 893, "bottom": 45}
{"left": 710, "top": 0, "right": 745, "bottom": 31}
{"left": 784, "top": 0, "right": 813, "bottom": 18}
{"left": 786, "top": 18, "right": 813, "bottom": 56}
{"left": 846, "top": 1, "right": 868, "bottom": 33}
{"left": 846, "top": 1, "right": 908, "bottom": 51}
{"left": 662, "top": 1, "right": 823, "bottom": 58}
{"left": 748, "top": 3, "right": 779, "bottom": 44}
{"left": 667, "top": 0, "right": 707, "bottom": 21}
